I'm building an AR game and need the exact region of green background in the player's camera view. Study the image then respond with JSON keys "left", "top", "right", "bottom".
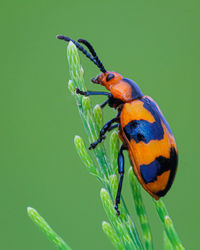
{"left": 1, "top": 0, "right": 199, "bottom": 249}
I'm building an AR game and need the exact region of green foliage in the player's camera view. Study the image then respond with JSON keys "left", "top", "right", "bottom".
{"left": 129, "top": 168, "right": 153, "bottom": 250}
{"left": 27, "top": 41, "right": 184, "bottom": 250}
{"left": 27, "top": 207, "right": 71, "bottom": 250}
{"left": 102, "top": 221, "right": 124, "bottom": 250}
{"left": 154, "top": 200, "right": 184, "bottom": 249}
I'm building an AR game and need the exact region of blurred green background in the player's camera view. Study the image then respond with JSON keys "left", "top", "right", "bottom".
{"left": 1, "top": 0, "right": 199, "bottom": 249}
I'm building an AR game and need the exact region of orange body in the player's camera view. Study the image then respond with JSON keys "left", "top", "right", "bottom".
{"left": 93, "top": 71, "right": 178, "bottom": 199}
{"left": 119, "top": 97, "right": 178, "bottom": 199}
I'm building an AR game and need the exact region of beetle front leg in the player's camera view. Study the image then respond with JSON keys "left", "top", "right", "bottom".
{"left": 76, "top": 88, "right": 112, "bottom": 98}
{"left": 89, "top": 117, "right": 119, "bottom": 150}
{"left": 76, "top": 88, "right": 113, "bottom": 109}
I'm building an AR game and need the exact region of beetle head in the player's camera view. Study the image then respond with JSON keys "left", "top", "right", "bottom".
{"left": 91, "top": 72, "right": 123, "bottom": 89}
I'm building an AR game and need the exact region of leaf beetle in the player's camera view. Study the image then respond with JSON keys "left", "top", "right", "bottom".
{"left": 57, "top": 35, "right": 178, "bottom": 215}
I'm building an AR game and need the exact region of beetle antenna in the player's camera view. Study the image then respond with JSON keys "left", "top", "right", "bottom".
{"left": 57, "top": 35, "right": 98, "bottom": 66}
{"left": 57, "top": 35, "right": 107, "bottom": 73}
{"left": 78, "top": 39, "right": 107, "bottom": 73}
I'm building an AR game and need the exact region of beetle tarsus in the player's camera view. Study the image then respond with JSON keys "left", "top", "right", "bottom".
{"left": 114, "top": 204, "right": 120, "bottom": 216}
{"left": 75, "top": 88, "right": 86, "bottom": 96}
{"left": 88, "top": 136, "right": 106, "bottom": 150}
{"left": 89, "top": 142, "right": 97, "bottom": 150}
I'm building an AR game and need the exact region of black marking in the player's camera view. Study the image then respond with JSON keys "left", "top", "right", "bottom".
{"left": 156, "top": 148, "right": 178, "bottom": 197}
{"left": 123, "top": 118, "right": 164, "bottom": 144}
{"left": 137, "top": 133, "right": 145, "bottom": 141}
{"left": 141, "top": 97, "right": 173, "bottom": 135}
{"left": 122, "top": 78, "right": 143, "bottom": 100}
{"left": 123, "top": 96, "right": 174, "bottom": 144}
{"left": 106, "top": 73, "right": 115, "bottom": 81}
{"left": 140, "top": 147, "right": 178, "bottom": 196}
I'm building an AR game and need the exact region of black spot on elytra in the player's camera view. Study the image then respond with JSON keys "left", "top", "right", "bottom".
{"left": 137, "top": 133, "right": 145, "bottom": 141}
{"left": 124, "top": 118, "right": 164, "bottom": 144}
{"left": 140, "top": 147, "right": 178, "bottom": 197}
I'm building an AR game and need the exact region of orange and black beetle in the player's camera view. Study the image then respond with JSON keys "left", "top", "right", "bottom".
{"left": 57, "top": 35, "right": 178, "bottom": 215}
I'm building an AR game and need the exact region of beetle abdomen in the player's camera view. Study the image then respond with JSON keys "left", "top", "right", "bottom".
{"left": 120, "top": 96, "right": 178, "bottom": 199}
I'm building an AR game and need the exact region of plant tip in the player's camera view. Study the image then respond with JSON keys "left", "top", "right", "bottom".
{"left": 27, "top": 206, "right": 32, "bottom": 212}
{"left": 102, "top": 221, "right": 107, "bottom": 226}
{"left": 74, "top": 135, "right": 80, "bottom": 141}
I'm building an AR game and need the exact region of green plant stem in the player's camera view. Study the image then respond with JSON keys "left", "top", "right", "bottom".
{"left": 102, "top": 221, "right": 125, "bottom": 250}
{"left": 164, "top": 230, "right": 173, "bottom": 250}
{"left": 129, "top": 168, "right": 153, "bottom": 250}
{"left": 27, "top": 207, "right": 71, "bottom": 250}
{"left": 154, "top": 199, "right": 184, "bottom": 250}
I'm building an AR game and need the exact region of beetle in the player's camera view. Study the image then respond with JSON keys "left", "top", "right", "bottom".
{"left": 57, "top": 35, "right": 178, "bottom": 215}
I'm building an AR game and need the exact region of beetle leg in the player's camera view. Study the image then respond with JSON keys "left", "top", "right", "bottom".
{"left": 115, "top": 145, "right": 127, "bottom": 216}
{"left": 76, "top": 88, "right": 113, "bottom": 109}
{"left": 89, "top": 117, "right": 119, "bottom": 150}
{"left": 76, "top": 88, "right": 112, "bottom": 97}
{"left": 108, "top": 124, "right": 119, "bottom": 131}
{"left": 100, "top": 98, "right": 109, "bottom": 108}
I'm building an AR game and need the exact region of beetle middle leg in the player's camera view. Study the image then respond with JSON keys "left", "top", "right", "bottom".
{"left": 89, "top": 117, "right": 119, "bottom": 150}
{"left": 115, "top": 145, "right": 127, "bottom": 216}
{"left": 100, "top": 98, "right": 109, "bottom": 108}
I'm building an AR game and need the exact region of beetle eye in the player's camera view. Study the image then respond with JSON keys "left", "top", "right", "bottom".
{"left": 106, "top": 73, "right": 115, "bottom": 81}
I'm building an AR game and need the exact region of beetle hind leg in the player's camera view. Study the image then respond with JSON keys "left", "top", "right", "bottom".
{"left": 115, "top": 145, "right": 127, "bottom": 216}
